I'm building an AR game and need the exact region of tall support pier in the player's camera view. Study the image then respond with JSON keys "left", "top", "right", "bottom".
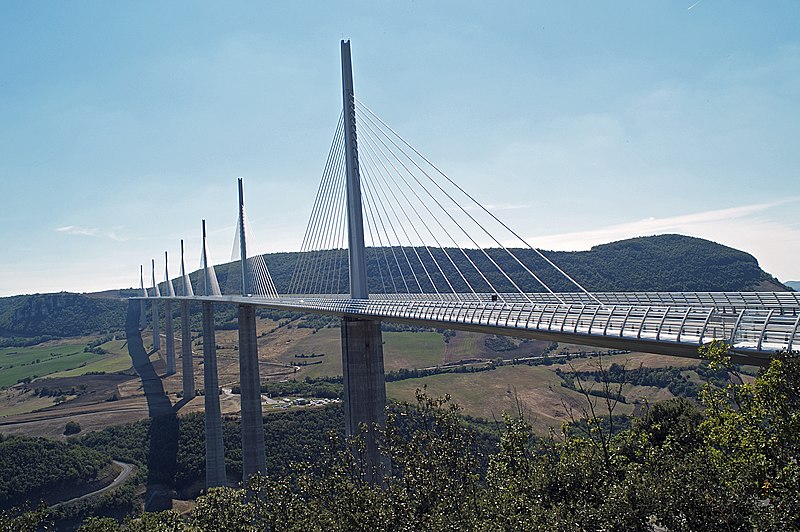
{"left": 236, "top": 178, "right": 267, "bottom": 479}
{"left": 201, "top": 220, "right": 226, "bottom": 488}
{"left": 340, "top": 40, "right": 388, "bottom": 482}
{"left": 139, "top": 266, "right": 147, "bottom": 331}
{"left": 179, "top": 240, "right": 195, "bottom": 399}
{"left": 164, "top": 252, "right": 177, "bottom": 375}
{"left": 150, "top": 259, "right": 161, "bottom": 352}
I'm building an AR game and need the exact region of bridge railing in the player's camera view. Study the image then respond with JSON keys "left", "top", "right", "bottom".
{"left": 140, "top": 292, "right": 798, "bottom": 359}
{"left": 278, "top": 291, "right": 800, "bottom": 312}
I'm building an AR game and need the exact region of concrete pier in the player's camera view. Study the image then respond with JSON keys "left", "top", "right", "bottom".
{"left": 180, "top": 301, "right": 195, "bottom": 399}
{"left": 202, "top": 301, "right": 226, "bottom": 488}
{"left": 238, "top": 304, "right": 266, "bottom": 480}
{"left": 164, "top": 301, "right": 176, "bottom": 375}
{"left": 341, "top": 317, "right": 388, "bottom": 482}
{"left": 139, "top": 266, "right": 147, "bottom": 331}
{"left": 151, "top": 300, "right": 160, "bottom": 352}
{"left": 139, "top": 301, "right": 147, "bottom": 331}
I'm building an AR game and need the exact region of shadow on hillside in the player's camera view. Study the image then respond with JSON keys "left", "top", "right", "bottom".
{"left": 126, "top": 300, "right": 178, "bottom": 511}
{"left": 126, "top": 301, "right": 173, "bottom": 417}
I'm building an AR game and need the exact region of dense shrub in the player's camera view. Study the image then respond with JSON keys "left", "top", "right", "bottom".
{"left": 0, "top": 437, "right": 110, "bottom": 509}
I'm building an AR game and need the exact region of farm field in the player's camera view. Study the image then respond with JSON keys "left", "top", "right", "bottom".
{"left": 386, "top": 364, "right": 607, "bottom": 435}
{"left": 49, "top": 340, "right": 135, "bottom": 377}
{"left": 386, "top": 350, "right": 711, "bottom": 435}
{"left": 0, "top": 343, "right": 105, "bottom": 389}
{"left": 0, "top": 313, "right": 722, "bottom": 441}
{"left": 260, "top": 328, "right": 448, "bottom": 381}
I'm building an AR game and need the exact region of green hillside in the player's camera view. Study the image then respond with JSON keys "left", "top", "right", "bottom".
{"left": 0, "top": 435, "right": 111, "bottom": 509}
{"left": 0, "top": 293, "right": 127, "bottom": 347}
{"left": 211, "top": 234, "right": 785, "bottom": 294}
{"left": 553, "top": 234, "right": 784, "bottom": 292}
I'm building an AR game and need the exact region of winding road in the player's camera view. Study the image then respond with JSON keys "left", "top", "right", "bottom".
{"left": 49, "top": 460, "right": 136, "bottom": 509}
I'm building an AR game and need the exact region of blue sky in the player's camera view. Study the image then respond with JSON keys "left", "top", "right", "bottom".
{"left": 1, "top": 1, "right": 798, "bottom": 296}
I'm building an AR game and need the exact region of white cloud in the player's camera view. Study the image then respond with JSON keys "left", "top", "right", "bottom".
{"left": 465, "top": 203, "right": 530, "bottom": 212}
{"left": 55, "top": 225, "right": 127, "bottom": 241}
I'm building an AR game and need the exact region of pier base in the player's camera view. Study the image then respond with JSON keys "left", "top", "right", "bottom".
{"left": 239, "top": 305, "right": 266, "bottom": 480}
{"left": 202, "top": 302, "right": 226, "bottom": 488}
{"left": 340, "top": 317, "right": 389, "bottom": 482}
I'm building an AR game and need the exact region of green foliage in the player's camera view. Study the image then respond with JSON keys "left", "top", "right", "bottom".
{"left": 76, "top": 419, "right": 151, "bottom": 467}
{"left": 484, "top": 334, "right": 517, "bottom": 352}
{"left": 550, "top": 234, "right": 778, "bottom": 292}
{"left": 559, "top": 362, "right": 703, "bottom": 398}
{"left": 78, "top": 516, "right": 120, "bottom": 531}
{"left": 54, "top": 482, "right": 139, "bottom": 530}
{"left": 65, "top": 421, "right": 82, "bottom": 435}
{"left": 0, "top": 503, "right": 53, "bottom": 532}
{"left": 231, "top": 380, "right": 343, "bottom": 399}
{"left": 383, "top": 392, "right": 486, "bottom": 529}
{"left": 699, "top": 344, "right": 800, "bottom": 529}
{"left": 384, "top": 362, "right": 497, "bottom": 382}
{"left": 75, "top": 406, "right": 346, "bottom": 493}
{"left": 79, "top": 343, "right": 799, "bottom": 530}
{"left": 0, "top": 436, "right": 110, "bottom": 509}
{"left": 635, "top": 396, "right": 703, "bottom": 447}
{"left": 0, "top": 293, "right": 126, "bottom": 343}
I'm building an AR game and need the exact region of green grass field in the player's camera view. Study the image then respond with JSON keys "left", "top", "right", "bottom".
{"left": 48, "top": 340, "right": 134, "bottom": 377}
{"left": 383, "top": 332, "right": 444, "bottom": 370}
{"left": 0, "top": 339, "right": 137, "bottom": 387}
{"left": 386, "top": 363, "right": 638, "bottom": 435}
{"left": 0, "top": 344, "right": 107, "bottom": 388}
{"left": 274, "top": 328, "right": 343, "bottom": 380}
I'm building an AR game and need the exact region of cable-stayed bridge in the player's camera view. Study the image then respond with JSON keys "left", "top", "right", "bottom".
{"left": 131, "top": 41, "right": 798, "bottom": 487}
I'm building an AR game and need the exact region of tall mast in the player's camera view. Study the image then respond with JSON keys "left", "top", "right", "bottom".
{"left": 238, "top": 178, "right": 249, "bottom": 295}
{"left": 341, "top": 40, "right": 368, "bottom": 299}
{"left": 202, "top": 219, "right": 210, "bottom": 297}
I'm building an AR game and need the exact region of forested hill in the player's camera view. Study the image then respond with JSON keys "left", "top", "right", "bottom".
{"left": 552, "top": 234, "right": 787, "bottom": 292}
{"left": 209, "top": 234, "right": 787, "bottom": 295}
{"left": 0, "top": 234, "right": 787, "bottom": 344}
{"left": 0, "top": 292, "right": 128, "bottom": 346}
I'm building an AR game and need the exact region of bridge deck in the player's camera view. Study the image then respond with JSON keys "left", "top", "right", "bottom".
{"left": 135, "top": 292, "right": 799, "bottom": 365}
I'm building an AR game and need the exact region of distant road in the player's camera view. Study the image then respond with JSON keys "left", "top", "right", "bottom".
{"left": 0, "top": 401, "right": 148, "bottom": 427}
{"left": 50, "top": 460, "right": 135, "bottom": 509}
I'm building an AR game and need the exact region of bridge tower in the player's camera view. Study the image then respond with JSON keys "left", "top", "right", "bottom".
{"left": 163, "top": 251, "right": 177, "bottom": 375}
{"left": 236, "top": 178, "right": 267, "bottom": 480}
{"left": 340, "top": 40, "right": 389, "bottom": 482}
{"left": 200, "top": 219, "right": 227, "bottom": 488}
{"left": 178, "top": 239, "right": 195, "bottom": 400}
